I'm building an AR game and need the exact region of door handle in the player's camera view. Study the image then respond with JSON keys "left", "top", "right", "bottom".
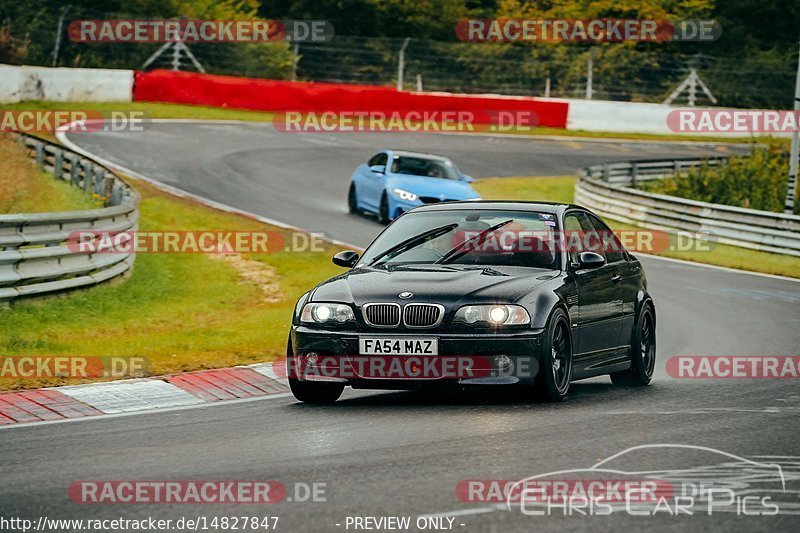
{"left": 611, "top": 274, "right": 621, "bottom": 283}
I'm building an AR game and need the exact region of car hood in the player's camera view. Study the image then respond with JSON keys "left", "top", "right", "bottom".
{"left": 311, "top": 265, "right": 558, "bottom": 308}
{"left": 387, "top": 175, "right": 479, "bottom": 200}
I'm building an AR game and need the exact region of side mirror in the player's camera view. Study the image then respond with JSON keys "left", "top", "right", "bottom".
{"left": 576, "top": 251, "right": 605, "bottom": 270}
{"left": 332, "top": 250, "right": 360, "bottom": 268}
{"left": 369, "top": 165, "right": 386, "bottom": 175}
{"left": 461, "top": 175, "right": 474, "bottom": 183}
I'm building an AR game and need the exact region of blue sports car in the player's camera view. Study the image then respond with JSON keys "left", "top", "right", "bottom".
{"left": 347, "top": 150, "right": 481, "bottom": 223}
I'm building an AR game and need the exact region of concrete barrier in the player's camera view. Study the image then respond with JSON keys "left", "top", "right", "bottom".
{"left": 0, "top": 64, "right": 133, "bottom": 103}
{"left": 562, "top": 98, "right": 788, "bottom": 137}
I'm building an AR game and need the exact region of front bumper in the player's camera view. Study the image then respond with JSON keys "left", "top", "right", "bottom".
{"left": 289, "top": 326, "right": 545, "bottom": 387}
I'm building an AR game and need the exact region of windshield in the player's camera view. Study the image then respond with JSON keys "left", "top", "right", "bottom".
{"left": 360, "top": 209, "right": 560, "bottom": 270}
{"left": 389, "top": 155, "right": 461, "bottom": 180}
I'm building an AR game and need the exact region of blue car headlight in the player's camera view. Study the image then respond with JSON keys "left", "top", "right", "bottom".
{"left": 393, "top": 188, "right": 418, "bottom": 202}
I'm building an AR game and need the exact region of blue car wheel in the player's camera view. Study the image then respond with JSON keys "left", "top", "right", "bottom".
{"left": 378, "top": 193, "right": 390, "bottom": 224}
{"left": 348, "top": 182, "right": 359, "bottom": 214}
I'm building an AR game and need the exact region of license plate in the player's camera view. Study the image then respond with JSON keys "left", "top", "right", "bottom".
{"left": 359, "top": 337, "right": 438, "bottom": 356}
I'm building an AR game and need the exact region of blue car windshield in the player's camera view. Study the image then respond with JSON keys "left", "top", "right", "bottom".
{"left": 390, "top": 156, "right": 461, "bottom": 180}
{"left": 360, "top": 209, "right": 560, "bottom": 270}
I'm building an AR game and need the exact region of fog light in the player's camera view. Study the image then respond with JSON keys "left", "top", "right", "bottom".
{"left": 305, "top": 352, "right": 319, "bottom": 364}
{"left": 494, "top": 354, "right": 512, "bottom": 370}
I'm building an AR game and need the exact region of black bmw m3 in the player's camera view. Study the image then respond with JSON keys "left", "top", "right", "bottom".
{"left": 288, "top": 201, "right": 656, "bottom": 403}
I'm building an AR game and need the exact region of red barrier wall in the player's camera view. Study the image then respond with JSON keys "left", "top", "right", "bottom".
{"left": 133, "top": 70, "right": 569, "bottom": 128}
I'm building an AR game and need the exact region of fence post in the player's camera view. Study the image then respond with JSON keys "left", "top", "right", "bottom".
{"left": 631, "top": 162, "right": 638, "bottom": 188}
{"left": 674, "top": 160, "right": 681, "bottom": 177}
{"left": 602, "top": 163, "right": 610, "bottom": 182}
{"left": 397, "top": 37, "right": 411, "bottom": 91}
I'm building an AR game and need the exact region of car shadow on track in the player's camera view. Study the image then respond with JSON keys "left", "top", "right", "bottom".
{"left": 285, "top": 380, "right": 658, "bottom": 412}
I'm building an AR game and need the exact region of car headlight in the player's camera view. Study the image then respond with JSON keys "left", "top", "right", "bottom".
{"left": 393, "top": 188, "right": 418, "bottom": 202}
{"left": 454, "top": 304, "right": 530, "bottom": 326}
{"left": 301, "top": 302, "right": 356, "bottom": 324}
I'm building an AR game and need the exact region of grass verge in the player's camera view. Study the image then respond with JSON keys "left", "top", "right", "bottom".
{"left": 0, "top": 178, "right": 345, "bottom": 390}
{"left": 473, "top": 176, "right": 800, "bottom": 279}
{"left": 0, "top": 134, "right": 100, "bottom": 213}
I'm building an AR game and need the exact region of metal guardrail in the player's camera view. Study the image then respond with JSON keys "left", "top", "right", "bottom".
{"left": 577, "top": 157, "right": 800, "bottom": 257}
{"left": 0, "top": 133, "right": 140, "bottom": 301}
{"left": 580, "top": 157, "right": 728, "bottom": 187}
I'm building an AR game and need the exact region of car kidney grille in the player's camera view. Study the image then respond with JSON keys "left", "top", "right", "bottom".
{"left": 403, "top": 304, "right": 443, "bottom": 328}
{"left": 363, "top": 303, "right": 401, "bottom": 327}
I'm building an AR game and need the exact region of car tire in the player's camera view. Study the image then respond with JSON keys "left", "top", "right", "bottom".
{"left": 610, "top": 303, "right": 656, "bottom": 386}
{"left": 533, "top": 308, "right": 572, "bottom": 402}
{"left": 377, "top": 193, "right": 390, "bottom": 225}
{"left": 289, "top": 378, "right": 345, "bottom": 404}
{"left": 348, "top": 183, "right": 359, "bottom": 214}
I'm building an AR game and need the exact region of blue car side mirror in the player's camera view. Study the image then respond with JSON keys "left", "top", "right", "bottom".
{"left": 369, "top": 165, "right": 386, "bottom": 175}
{"left": 461, "top": 175, "right": 474, "bottom": 183}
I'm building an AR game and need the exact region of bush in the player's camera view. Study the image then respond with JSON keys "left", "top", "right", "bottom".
{"left": 640, "top": 141, "right": 798, "bottom": 215}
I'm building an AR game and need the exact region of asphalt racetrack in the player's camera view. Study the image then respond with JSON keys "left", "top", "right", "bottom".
{"left": 3, "top": 122, "right": 798, "bottom": 532}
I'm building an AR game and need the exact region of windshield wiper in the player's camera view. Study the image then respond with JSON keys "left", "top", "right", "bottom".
{"left": 368, "top": 223, "right": 459, "bottom": 266}
{"left": 435, "top": 219, "right": 514, "bottom": 265}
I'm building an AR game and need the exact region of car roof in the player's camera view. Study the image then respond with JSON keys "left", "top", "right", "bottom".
{"left": 408, "top": 200, "right": 577, "bottom": 216}
{"left": 389, "top": 150, "right": 451, "bottom": 161}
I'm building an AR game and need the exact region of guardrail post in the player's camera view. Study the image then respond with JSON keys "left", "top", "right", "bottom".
{"left": 104, "top": 175, "right": 116, "bottom": 206}
{"left": 631, "top": 162, "right": 638, "bottom": 188}
{"left": 69, "top": 155, "right": 80, "bottom": 184}
{"left": 95, "top": 169, "right": 105, "bottom": 196}
{"left": 35, "top": 141, "right": 45, "bottom": 166}
{"left": 602, "top": 163, "right": 610, "bottom": 182}
{"left": 53, "top": 149, "right": 64, "bottom": 180}
{"left": 674, "top": 160, "right": 681, "bottom": 177}
{"left": 84, "top": 164, "right": 93, "bottom": 192}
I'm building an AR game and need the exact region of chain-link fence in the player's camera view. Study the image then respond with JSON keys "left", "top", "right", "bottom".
{"left": 1, "top": 5, "right": 796, "bottom": 109}
{"left": 293, "top": 36, "right": 796, "bottom": 108}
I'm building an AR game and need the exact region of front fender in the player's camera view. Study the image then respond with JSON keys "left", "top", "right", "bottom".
{"left": 527, "top": 288, "right": 569, "bottom": 330}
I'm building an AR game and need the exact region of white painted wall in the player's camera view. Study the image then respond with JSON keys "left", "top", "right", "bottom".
{"left": 565, "top": 99, "right": 673, "bottom": 134}
{"left": 0, "top": 64, "right": 133, "bottom": 103}
{"left": 560, "top": 97, "right": 784, "bottom": 138}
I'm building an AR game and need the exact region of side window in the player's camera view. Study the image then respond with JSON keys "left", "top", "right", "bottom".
{"left": 565, "top": 211, "right": 607, "bottom": 264}
{"left": 367, "top": 153, "right": 387, "bottom": 167}
{"left": 586, "top": 214, "right": 624, "bottom": 263}
{"left": 563, "top": 213, "right": 587, "bottom": 264}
